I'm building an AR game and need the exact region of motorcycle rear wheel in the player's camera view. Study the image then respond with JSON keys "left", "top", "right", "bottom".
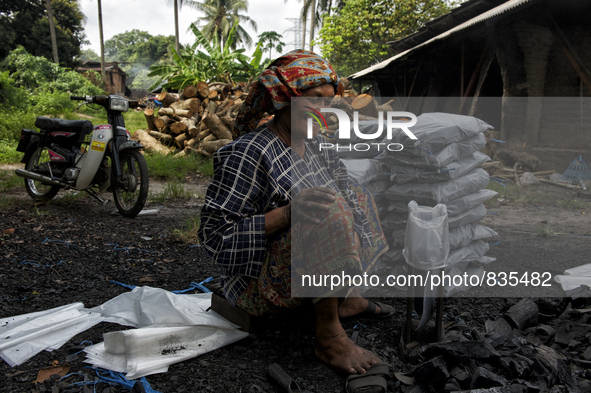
{"left": 112, "top": 149, "right": 149, "bottom": 218}
{"left": 24, "top": 145, "right": 61, "bottom": 200}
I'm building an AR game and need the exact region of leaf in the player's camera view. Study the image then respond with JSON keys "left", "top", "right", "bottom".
{"left": 35, "top": 362, "right": 70, "bottom": 383}
{"left": 3, "top": 228, "right": 15, "bottom": 235}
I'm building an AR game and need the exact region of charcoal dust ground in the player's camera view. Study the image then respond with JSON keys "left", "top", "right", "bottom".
{"left": 1, "top": 176, "right": 590, "bottom": 393}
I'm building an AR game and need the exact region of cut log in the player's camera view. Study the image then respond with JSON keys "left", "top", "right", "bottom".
{"left": 203, "top": 113, "right": 233, "bottom": 140}
{"left": 132, "top": 129, "right": 169, "bottom": 155}
{"left": 208, "top": 90, "right": 220, "bottom": 101}
{"left": 197, "top": 81, "right": 210, "bottom": 99}
{"left": 153, "top": 115, "right": 174, "bottom": 131}
{"left": 219, "top": 116, "right": 235, "bottom": 131}
{"left": 156, "top": 92, "right": 178, "bottom": 107}
{"left": 186, "top": 137, "right": 199, "bottom": 148}
{"left": 234, "top": 90, "right": 244, "bottom": 99}
{"left": 183, "top": 85, "right": 198, "bottom": 98}
{"left": 203, "top": 134, "right": 217, "bottom": 143}
{"left": 170, "top": 98, "right": 201, "bottom": 113}
{"left": 170, "top": 121, "right": 187, "bottom": 135}
{"left": 185, "top": 146, "right": 213, "bottom": 158}
{"left": 148, "top": 130, "right": 174, "bottom": 145}
{"left": 173, "top": 109, "right": 193, "bottom": 118}
{"left": 202, "top": 139, "right": 232, "bottom": 154}
{"left": 207, "top": 100, "right": 218, "bottom": 116}
{"left": 178, "top": 117, "right": 199, "bottom": 137}
{"left": 143, "top": 108, "right": 156, "bottom": 131}
{"left": 352, "top": 94, "right": 378, "bottom": 117}
{"left": 175, "top": 133, "right": 188, "bottom": 149}
{"left": 504, "top": 298, "right": 538, "bottom": 330}
{"left": 376, "top": 99, "right": 395, "bottom": 112}
{"left": 158, "top": 108, "right": 175, "bottom": 117}
{"left": 196, "top": 129, "right": 211, "bottom": 142}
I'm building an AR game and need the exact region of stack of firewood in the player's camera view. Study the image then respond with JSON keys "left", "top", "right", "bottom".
{"left": 133, "top": 82, "right": 247, "bottom": 158}
{"left": 319, "top": 78, "right": 396, "bottom": 138}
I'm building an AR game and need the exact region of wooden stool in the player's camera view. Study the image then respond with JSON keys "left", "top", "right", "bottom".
{"left": 211, "top": 292, "right": 261, "bottom": 334}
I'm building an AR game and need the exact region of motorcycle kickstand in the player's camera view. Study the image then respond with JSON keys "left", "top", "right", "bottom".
{"left": 85, "top": 188, "right": 109, "bottom": 204}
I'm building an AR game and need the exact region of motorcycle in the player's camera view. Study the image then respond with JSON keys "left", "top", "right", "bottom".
{"left": 15, "top": 95, "right": 149, "bottom": 218}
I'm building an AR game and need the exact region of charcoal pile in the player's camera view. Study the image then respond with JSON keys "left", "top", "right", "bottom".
{"left": 134, "top": 82, "right": 248, "bottom": 158}
{"left": 391, "top": 297, "right": 590, "bottom": 392}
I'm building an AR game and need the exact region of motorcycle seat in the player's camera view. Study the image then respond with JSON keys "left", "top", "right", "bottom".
{"left": 35, "top": 117, "right": 93, "bottom": 135}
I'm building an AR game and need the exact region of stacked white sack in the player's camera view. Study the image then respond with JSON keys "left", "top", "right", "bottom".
{"left": 339, "top": 113, "right": 498, "bottom": 295}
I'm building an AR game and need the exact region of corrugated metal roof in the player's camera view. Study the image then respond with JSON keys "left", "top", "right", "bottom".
{"left": 350, "top": 0, "right": 536, "bottom": 80}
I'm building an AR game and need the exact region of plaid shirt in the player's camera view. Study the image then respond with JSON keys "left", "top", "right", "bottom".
{"left": 199, "top": 127, "right": 372, "bottom": 305}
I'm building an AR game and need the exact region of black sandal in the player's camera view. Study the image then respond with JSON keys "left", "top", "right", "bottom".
{"left": 345, "top": 362, "right": 390, "bottom": 393}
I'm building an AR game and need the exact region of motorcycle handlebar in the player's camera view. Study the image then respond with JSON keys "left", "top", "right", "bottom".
{"left": 70, "top": 95, "right": 86, "bottom": 101}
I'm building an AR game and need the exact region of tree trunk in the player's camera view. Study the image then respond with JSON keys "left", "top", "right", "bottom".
{"left": 179, "top": 117, "right": 199, "bottom": 137}
{"left": 148, "top": 130, "right": 174, "bottom": 145}
{"left": 183, "top": 85, "right": 197, "bottom": 98}
{"left": 170, "top": 98, "right": 200, "bottom": 113}
{"left": 45, "top": 0, "right": 59, "bottom": 64}
{"left": 144, "top": 108, "right": 156, "bottom": 131}
{"left": 153, "top": 115, "right": 174, "bottom": 131}
{"left": 132, "top": 130, "right": 169, "bottom": 155}
{"left": 174, "top": 0, "right": 179, "bottom": 53}
{"left": 203, "top": 113, "right": 233, "bottom": 140}
{"left": 309, "top": 0, "right": 316, "bottom": 52}
{"left": 197, "top": 81, "right": 210, "bottom": 99}
{"left": 202, "top": 139, "right": 232, "bottom": 154}
{"left": 157, "top": 92, "right": 178, "bottom": 107}
{"left": 170, "top": 121, "right": 187, "bottom": 135}
{"left": 97, "top": 0, "right": 105, "bottom": 86}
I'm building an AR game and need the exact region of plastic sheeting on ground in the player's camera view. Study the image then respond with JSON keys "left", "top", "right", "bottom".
{"left": 0, "top": 303, "right": 103, "bottom": 367}
{"left": 0, "top": 286, "right": 249, "bottom": 379}
{"left": 554, "top": 263, "right": 591, "bottom": 291}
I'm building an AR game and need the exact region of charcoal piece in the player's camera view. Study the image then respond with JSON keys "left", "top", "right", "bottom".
{"left": 499, "top": 355, "right": 533, "bottom": 379}
{"left": 450, "top": 365, "right": 472, "bottom": 387}
{"left": 534, "top": 325, "right": 557, "bottom": 345}
{"left": 565, "top": 285, "right": 591, "bottom": 309}
{"left": 421, "top": 340, "right": 500, "bottom": 361}
{"left": 485, "top": 318, "right": 513, "bottom": 338}
{"left": 486, "top": 332, "right": 516, "bottom": 349}
{"left": 412, "top": 355, "right": 450, "bottom": 389}
{"left": 470, "top": 366, "right": 509, "bottom": 389}
{"left": 503, "top": 298, "right": 538, "bottom": 330}
{"left": 444, "top": 378, "right": 462, "bottom": 391}
{"left": 534, "top": 298, "right": 569, "bottom": 321}
{"left": 554, "top": 321, "right": 591, "bottom": 346}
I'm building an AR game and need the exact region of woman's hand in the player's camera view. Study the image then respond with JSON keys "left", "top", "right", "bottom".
{"left": 287, "top": 187, "right": 337, "bottom": 225}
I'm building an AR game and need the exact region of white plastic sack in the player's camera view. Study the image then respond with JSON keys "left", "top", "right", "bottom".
{"left": 448, "top": 204, "right": 488, "bottom": 228}
{"left": 449, "top": 224, "right": 498, "bottom": 249}
{"left": 554, "top": 263, "right": 591, "bottom": 291}
{"left": 403, "top": 201, "right": 450, "bottom": 270}
{"left": 377, "top": 133, "right": 486, "bottom": 169}
{"left": 384, "top": 168, "right": 490, "bottom": 205}
{"left": 387, "top": 152, "right": 490, "bottom": 184}
{"left": 341, "top": 158, "right": 390, "bottom": 185}
{"left": 520, "top": 172, "right": 540, "bottom": 186}
{"left": 444, "top": 256, "right": 496, "bottom": 296}
{"left": 0, "top": 303, "right": 103, "bottom": 367}
{"left": 334, "top": 121, "right": 388, "bottom": 158}
{"left": 90, "top": 286, "right": 236, "bottom": 329}
{"left": 84, "top": 326, "right": 248, "bottom": 379}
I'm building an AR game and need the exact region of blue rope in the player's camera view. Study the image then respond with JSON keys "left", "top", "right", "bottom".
{"left": 65, "top": 367, "right": 162, "bottom": 393}
{"left": 109, "top": 281, "right": 136, "bottom": 290}
{"left": 106, "top": 243, "right": 130, "bottom": 254}
{"left": 487, "top": 138, "right": 506, "bottom": 143}
{"left": 489, "top": 178, "right": 506, "bottom": 187}
{"left": 172, "top": 277, "right": 213, "bottom": 294}
{"left": 489, "top": 241, "right": 501, "bottom": 246}
{"left": 42, "top": 238, "right": 75, "bottom": 247}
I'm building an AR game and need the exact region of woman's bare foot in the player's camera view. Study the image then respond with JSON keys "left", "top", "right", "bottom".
{"left": 315, "top": 331, "right": 381, "bottom": 374}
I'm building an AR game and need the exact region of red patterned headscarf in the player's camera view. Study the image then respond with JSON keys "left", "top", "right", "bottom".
{"left": 232, "top": 50, "right": 339, "bottom": 139}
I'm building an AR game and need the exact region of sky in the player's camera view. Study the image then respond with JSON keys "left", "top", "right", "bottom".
{"left": 79, "top": 0, "right": 311, "bottom": 58}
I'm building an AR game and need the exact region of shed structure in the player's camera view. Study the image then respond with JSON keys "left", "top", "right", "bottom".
{"left": 76, "top": 61, "right": 128, "bottom": 96}
{"left": 349, "top": 0, "right": 591, "bottom": 170}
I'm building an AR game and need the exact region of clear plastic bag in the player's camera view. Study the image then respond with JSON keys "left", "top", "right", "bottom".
{"left": 403, "top": 201, "right": 450, "bottom": 270}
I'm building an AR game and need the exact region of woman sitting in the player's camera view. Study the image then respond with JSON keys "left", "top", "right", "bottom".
{"left": 199, "top": 50, "right": 391, "bottom": 375}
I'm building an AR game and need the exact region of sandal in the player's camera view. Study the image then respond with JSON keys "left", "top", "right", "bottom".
{"left": 345, "top": 362, "right": 390, "bottom": 393}
{"left": 342, "top": 300, "right": 394, "bottom": 320}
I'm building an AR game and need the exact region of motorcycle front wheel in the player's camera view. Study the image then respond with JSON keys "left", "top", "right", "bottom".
{"left": 24, "top": 145, "right": 62, "bottom": 200}
{"left": 112, "top": 149, "right": 149, "bottom": 218}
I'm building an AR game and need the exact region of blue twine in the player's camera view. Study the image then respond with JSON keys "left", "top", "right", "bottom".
{"left": 109, "top": 281, "right": 136, "bottom": 290}
{"left": 69, "top": 340, "right": 94, "bottom": 355}
{"left": 42, "top": 238, "right": 75, "bottom": 247}
{"left": 20, "top": 259, "right": 64, "bottom": 268}
{"left": 489, "top": 178, "right": 506, "bottom": 187}
{"left": 487, "top": 138, "right": 506, "bottom": 143}
{"left": 106, "top": 243, "right": 130, "bottom": 254}
{"left": 353, "top": 323, "right": 366, "bottom": 330}
{"left": 489, "top": 241, "right": 501, "bottom": 246}
{"left": 65, "top": 367, "right": 161, "bottom": 393}
{"left": 189, "top": 244, "right": 201, "bottom": 248}
{"left": 172, "top": 277, "right": 213, "bottom": 294}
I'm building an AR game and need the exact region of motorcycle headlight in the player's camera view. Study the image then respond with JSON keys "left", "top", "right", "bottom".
{"left": 109, "top": 97, "right": 129, "bottom": 112}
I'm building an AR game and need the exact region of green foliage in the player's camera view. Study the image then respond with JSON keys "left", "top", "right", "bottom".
{"left": 190, "top": 0, "right": 257, "bottom": 49}
{"left": 144, "top": 153, "right": 213, "bottom": 181}
{"left": 0, "top": 141, "right": 22, "bottom": 164}
{"left": 257, "top": 31, "right": 285, "bottom": 60}
{"left": 317, "top": 0, "right": 455, "bottom": 76}
{"left": 0, "top": 169, "right": 22, "bottom": 192}
{"left": 1, "top": 47, "right": 103, "bottom": 95}
{"left": 148, "top": 22, "right": 255, "bottom": 88}
{"left": 0, "top": 0, "right": 86, "bottom": 68}
{"left": 80, "top": 49, "right": 100, "bottom": 62}
{"left": 171, "top": 214, "right": 201, "bottom": 244}
{"left": 0, "top": 71, "right": 28, "bottom": 108}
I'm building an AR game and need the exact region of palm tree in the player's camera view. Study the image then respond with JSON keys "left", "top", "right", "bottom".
{"left": 97, "top": 0, "right": 105, "bottom": 85}
{"left": 189, "top": 0, "right": 257, "bottom": 49}
{"left": 286, "top": 0, "right": 340, "bottom": 52}
{"left": 45, "top": 0, "right": 59, "bottom": 64}
{"left": 257, "top": 31, "right": 285, "bottom": 60}
{"left": 167, "top": 0, "right": 194, "bottom": 53}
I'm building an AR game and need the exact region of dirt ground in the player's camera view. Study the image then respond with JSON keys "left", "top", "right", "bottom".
{"left": 1, "top": 171, "right": 590, "bottom": 392}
